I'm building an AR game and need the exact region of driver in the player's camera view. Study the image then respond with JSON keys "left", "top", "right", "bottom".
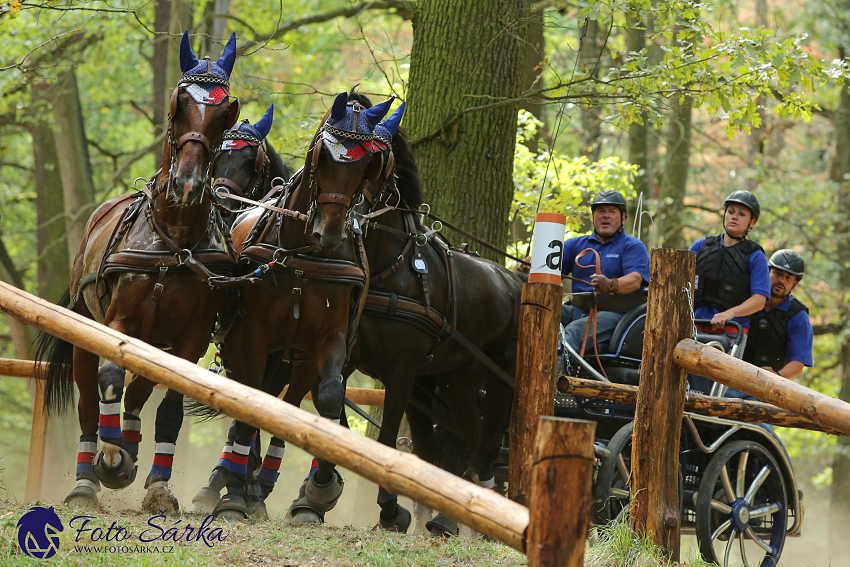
{"left": 560, "top": 190, "right": 650, "bottom": 353}
{"left": 742, "top": 249, "right": 813, "bottom": 379}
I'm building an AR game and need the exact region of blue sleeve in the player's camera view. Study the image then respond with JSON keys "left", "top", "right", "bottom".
{"left": 621, "top": 237, "right": 650, "bottom": 283}
{"left": 749, "top": 250, "right": 770, "bottom": 298}
{"left": 786, "top": 310, "right": 814, "bottom": 367}
{"left": 561, "top": 238, "right": 576, "bottom": 276}
{"left": 689, "top": 239, "right": 705, "bottom": 254}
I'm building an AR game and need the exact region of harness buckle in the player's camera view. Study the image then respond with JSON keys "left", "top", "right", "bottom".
{"left": 175, "top": 248, "right": 193, "bottom": 266}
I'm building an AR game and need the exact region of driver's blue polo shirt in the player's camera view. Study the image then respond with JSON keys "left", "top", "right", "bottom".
{"left": 689, "top": 238, "right": 770, "bottom": 329}
{"left": 561, "top": 230, "right": 650, "bottom": 293}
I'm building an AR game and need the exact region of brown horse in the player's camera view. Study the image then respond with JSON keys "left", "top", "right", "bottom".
{"left": 207, "top": 92, "right": 393, "bottom": 521}
{"left": 34, "top": 31, "right": 241, "bottom": 513}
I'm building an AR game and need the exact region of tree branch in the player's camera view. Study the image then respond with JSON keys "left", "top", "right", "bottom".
{"left": 813, "top": 322, "right": 845, "bottom": 336}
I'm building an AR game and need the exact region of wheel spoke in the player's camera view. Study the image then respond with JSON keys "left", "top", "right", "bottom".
{"left": 744, "top": 465, "right": 771, "bottom": 505}
{"left": 710, "top": 500, "right": 732, "bottom": 515}
{"left": 724, "top": 529, "right": 737, "bottom": 567}
{"left": 711, "top": 518, "right": 733, "bottom": 542}
{"left": 740, "top": 528, "right": 749, "bottom": 567}
{"left": 721, "top": 465, "right": 736, "bottom": 501}
{"left": 616, "top": 454, "right": 629, "bottom": 485}
{"left": 736, "top": 450, "right": 750, "bottom": 498}
{"left": 749, "top": 502, "right": 781, "bottom": 519}
{"left": 746, "top": 526, "right": 774, "bottom": 554}
{"left": 610, "top": 488, "right": 630, "bottom": 499}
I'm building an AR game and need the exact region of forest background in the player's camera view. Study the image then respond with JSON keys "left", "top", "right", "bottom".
{"left": 1, "top": 0, "right": 849, "bottom": 562}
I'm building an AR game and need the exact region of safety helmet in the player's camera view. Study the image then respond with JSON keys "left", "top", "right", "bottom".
{"left": 590, "top": 190, "right": 628, "bottom": 214}
{"left": 768, "top": 249, "right": 805, "bottom": 279}
{"left": 724, "top": 190, "right": 760, "bottom": 220}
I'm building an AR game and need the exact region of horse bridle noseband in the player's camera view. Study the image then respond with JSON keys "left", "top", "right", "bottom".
{"left": 211, "top": 123, "right": 268, "bottom": 200}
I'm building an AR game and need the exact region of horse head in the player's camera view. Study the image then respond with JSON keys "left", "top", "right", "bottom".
{"left": 161, "top": 30, "right": 241, "bottom": 208}
{"left": 305, "top": 92, "right": 393, "bottom": 250}
{"left": 212, "top": 104, "right": 274, "bottom": 226}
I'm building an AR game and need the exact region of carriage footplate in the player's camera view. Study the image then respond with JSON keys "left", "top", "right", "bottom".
{"left": 378, "top": 502, "right": 411, "bottom": 533}
{"left": 64, "top": 478, "right": 101, "bottom": 510}
{"left": 286, "top": 470, "right": 344, "bottom": 525}
{"left": 142, "top": 477, "right": 179, "bottom": 516}
{"left": 426, "top": 513, "right": 459, "bottom": 538}
{"left": 213, "top": 494, "right": 249, "bottom": 521}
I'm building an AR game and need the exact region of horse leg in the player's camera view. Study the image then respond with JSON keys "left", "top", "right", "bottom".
{"left": 64, "top": 345, "right": 102, "bottom": 509}
{"left": 374, "top": 371, "right": 414, "bottom": 533}
{"left": 213, "top": 420, "right": 257, "bottom": 521}
{"left": 405, "top": 402, "right": 438, "bottom": 535}
{"left": 466, "top": 376, "right": 513, "bottom": 492}
{"left": 140, "top": 388, "right": 183, "bottom": 515}
{"left": 286, "top": 359, "right": 344, "bottom": 525}
{"left": 190, "top": 419, "right": 238, "bottom": 514}
{"left": 122, "top": 375, "right": 156, "bottom": 466}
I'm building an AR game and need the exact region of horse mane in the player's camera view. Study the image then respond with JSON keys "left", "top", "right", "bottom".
{"left": 265, "top": 141, "right": 294, "bottom": 182}
{"left": 345, "top": 88, "right": 423, "bottom": 209}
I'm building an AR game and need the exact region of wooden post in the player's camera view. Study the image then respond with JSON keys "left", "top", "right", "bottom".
{"left": 24, "top": 379, "right": 48, "bottom": 502}
{"left": 674, "top": 339, "right": 850, "bottom": 436}
{"left": 509, "top": 282, "right": 562, "bottom": 505}
{"left": 558, "top": 375, "right": 844, "bottom": 435}
{"left": 630, "top": 248, "right": 694, "bottom": 561}
{"left": 527, "top": 417, "right": 596, "bottom": 567}
{"left": 0, "top": 280, "right": 529, "bottom": 550}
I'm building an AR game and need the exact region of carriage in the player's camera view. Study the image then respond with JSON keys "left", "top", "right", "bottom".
{"left": 546, "top": 294, "right": 803, "bottom": 567}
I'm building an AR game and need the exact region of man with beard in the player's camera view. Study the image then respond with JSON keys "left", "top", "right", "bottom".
{"left": 559, "top": 190, "right": 650, "bottom": 353}
{"left": 742, "top": 249, "right": 813, "bottom": 379}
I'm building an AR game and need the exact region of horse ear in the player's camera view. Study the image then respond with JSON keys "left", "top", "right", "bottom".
{"left": 254, "top": 104, "right": 274, "bottom": 139}
{"left": 179, "top": 31, "right": 199, "bottom": 73}
{"left": 216, "top": 33, "right": 237, "bottom": 77}
{"left": 330, "top": 92, "right": 348, "bottom": 122}
{"left": 381, "top": 101, "right": 405, "bottom": 138}
{"left": 363, "top": 96, "right": 394, "bottom": 128}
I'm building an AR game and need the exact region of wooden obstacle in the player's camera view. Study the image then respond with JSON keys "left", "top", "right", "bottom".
{"left": 0, "top": 280, "right": 528, "bottom": 551}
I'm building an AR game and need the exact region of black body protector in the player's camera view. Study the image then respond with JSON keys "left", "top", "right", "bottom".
{"left": 694, "top": 234, "right": 764, "bottom": 312}
{"left": 743, "top": 297, "right": 808, "bottom": 372}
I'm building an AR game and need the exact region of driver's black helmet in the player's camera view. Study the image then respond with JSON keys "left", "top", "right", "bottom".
{"left": 591, "top": 190, "right": 627, "bottom": 214}
{"left": 724, "top": 190, "right": 760, "bottom": 220}
{"left": 768, "top": 249, "right": 805, "bottom": 280}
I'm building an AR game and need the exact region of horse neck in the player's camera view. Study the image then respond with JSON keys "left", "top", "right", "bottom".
{"left": 364, "top": 208, "right": 411, "bottom": 273}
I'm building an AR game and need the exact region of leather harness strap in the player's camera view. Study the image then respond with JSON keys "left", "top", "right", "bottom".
{"left": 574, "top": 248, "right": 609, "bottom": 381}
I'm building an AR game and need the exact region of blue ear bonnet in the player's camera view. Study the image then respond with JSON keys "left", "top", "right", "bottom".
{"left": 374, "top": 102, "right": 405, "bottom": 146}
{"left": 321, "top": 92, "right": 394, "bottom": 162}
{"left": 221, "top": 105, "right": 273, "bottom": 150}
{"left": 179, "top": 31, "right": 236, "bottom": 87}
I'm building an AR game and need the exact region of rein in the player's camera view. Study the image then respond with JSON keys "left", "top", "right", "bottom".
{"left": 574, "top": 248, "right": 609, "bottom": 381}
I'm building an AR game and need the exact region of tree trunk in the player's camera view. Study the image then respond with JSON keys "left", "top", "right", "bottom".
{"left": 745, "top": 0, "right": 768, "bottom": 192}
{"left": 626, "top": 12, "right": 648, "bottom": 206}
{"left": 0, "top": 237, "right": 33, "bottom": 358}
{"left": 406, "top": 0, "right": 528, "bottom": 260}
{"left": 153, "top": 0, "right": 172, "bottom": 170}
{"left": 579, "top": 19, "right": 604, "bottom": 162}
{"left": 521, "top": 5, "right": 545, "bottom": 152}
{"left": 51, "top": 71, "right": 96, "bottom": 259}
{"left": 659, "top": 92, "right": 692, "bottom": 250}
{"left": 828, "top": 44, "right": 850, "bottom": 549}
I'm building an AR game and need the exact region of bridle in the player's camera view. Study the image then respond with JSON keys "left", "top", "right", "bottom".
{"left": 303, "top": 101, "right": 385, "bottom": 224}
{"left": 153, "top": 57, "right": 240, "bottom": 201}
{"left": 211, "top": 123, "right": 268, "bottom": 201}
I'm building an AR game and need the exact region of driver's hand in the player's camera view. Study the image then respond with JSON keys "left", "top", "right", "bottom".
{"left": 590, "top": 273, "right": 617, "bottom": 293}
{"left": 710, "top": 309, "right": 734, "bottom": 328}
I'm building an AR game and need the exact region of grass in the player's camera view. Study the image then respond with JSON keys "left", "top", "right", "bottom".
{"left": 1, "top": 499, "right": 717, "bottom": 566}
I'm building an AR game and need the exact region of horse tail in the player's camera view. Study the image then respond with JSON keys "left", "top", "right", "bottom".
{"left": 32, "top": 289, "right": 76, "bottom": 415}
{"left": 183, "top": 399, "right": 223, "bottom": 422}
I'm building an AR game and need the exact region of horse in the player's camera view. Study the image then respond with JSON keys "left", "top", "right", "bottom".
{"left": 191, "top": 92, "right": 523, "bottom": 534}
{"left": 205, "top": 91, "right": 395, "bottom": 521}
{"left": 34, "top": 31, "right": 242, "bottom": 513}
{"left": 210, "top": 104, "right": 293, "bottom": 227}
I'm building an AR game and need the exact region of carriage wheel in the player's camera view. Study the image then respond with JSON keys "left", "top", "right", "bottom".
{"left": 592, "top": 421, "right": 633, "bottom": 524}
{"left": 695, "top": 440, "right": 787, "bottom": 567}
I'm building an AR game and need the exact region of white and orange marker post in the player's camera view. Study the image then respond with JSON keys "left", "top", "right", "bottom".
{"left": 509, "top": 212, "right": 567, "bottom": 505}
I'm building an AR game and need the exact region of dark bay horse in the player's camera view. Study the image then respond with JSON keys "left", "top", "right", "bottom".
{"left": 210, "top": 104, "right": 293, "bottom": 227}
{"left": 34, "top": 32, "right": 241, "bottom": 513}
{"left": 207, "top": 92, "right": 393, "bottom": 521}
{"left": 192, "top": 94, "right": 522, "bottom": 533}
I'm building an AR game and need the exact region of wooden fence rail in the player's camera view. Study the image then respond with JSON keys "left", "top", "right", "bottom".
{"left": 0, "top": 280, "right": 529, "bottom": 551}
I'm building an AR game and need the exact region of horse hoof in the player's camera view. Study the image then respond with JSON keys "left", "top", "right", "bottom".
{"left": 190, "top": 487, "right": 222, "bottom": 514}
{"left": 213, "top": 495, "right": 248, "bottom": 521}
{"left": 289, "top": 508, "right": 323, "bottom": 525}
{"left": 142, "top": 482, "right": 179, "bottom": 515}
{"left": 93, "top": 449, "right": 137, "bottom": 489}
{"left": 246, "top": 497, "right": 268, "bottom": 520}
{"left": 379, "top": 503, "right": 412, "bottom": 533}
{"left": 426, "top": 514, "right": 459, "bottom": 538}
{"left": 64, "top": 485, "right": 100, "bottom": 509}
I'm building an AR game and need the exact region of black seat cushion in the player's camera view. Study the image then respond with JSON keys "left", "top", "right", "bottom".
{"left": 607, "top": 304, "right": 648, "bottom": 358}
